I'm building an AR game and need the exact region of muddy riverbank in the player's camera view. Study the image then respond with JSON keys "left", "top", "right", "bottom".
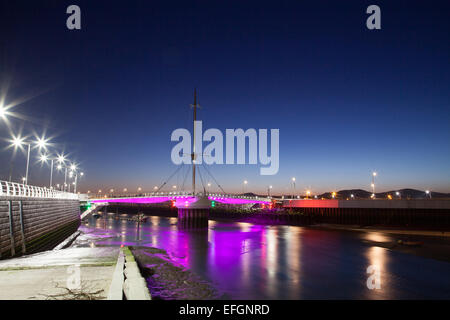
{"left": 130, "top": 246, "right": 222, "bottom": 300}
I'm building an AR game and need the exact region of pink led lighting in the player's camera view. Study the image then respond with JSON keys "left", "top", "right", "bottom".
{"left": 90, "top": 196, "right": 196, "bottom": 204}
{"left": 90, "top": 195, "right": 271, "bottom": 206}
{"left": 208, "top": 197, "right": 271, "bottom": 205}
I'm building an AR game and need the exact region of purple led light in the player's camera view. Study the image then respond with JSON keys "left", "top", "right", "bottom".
{"left": 208, "top": 197, "right": 271, "bottom": 205}
{"left": 90, "top": 196, "right": 196, "bottom": 204}
{"left": 90, "top": 196, "right": 271, "bottom": 206}
{"left": 174, "top": 197, "right": 198, "bottom": 207}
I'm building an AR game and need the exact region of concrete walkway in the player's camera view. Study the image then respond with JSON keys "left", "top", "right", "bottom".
{"left": 0, "top": 247, "right": 119, "bottom": 300}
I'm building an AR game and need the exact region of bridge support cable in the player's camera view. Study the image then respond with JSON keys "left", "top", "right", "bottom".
{"left": 197, "top": 166, "right": 207, "bottom": 194}
{"left": 180, "top": 165, "right": 191, "bottom": 192}
{"left": 201, "top": 162, "right": 227, "bottom": 194}
{"left": 156, "top": 164, "right": 185, "bottom": 193}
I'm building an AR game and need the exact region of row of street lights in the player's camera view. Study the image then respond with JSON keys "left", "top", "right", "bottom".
{"left": 1, "top": 102, "right": 84, "bottom": 192}
{"left": 9, "top": 134, "right": 84, "bottom": 192}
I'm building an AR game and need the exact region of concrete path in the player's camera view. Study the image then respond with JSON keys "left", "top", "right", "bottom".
{"left": 0, "top": 247, "right": 119, "bottom": 300}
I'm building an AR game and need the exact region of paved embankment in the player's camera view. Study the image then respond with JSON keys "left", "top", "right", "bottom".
{"left": 0, "top": 228, "right": 151, "bottom": 299}
{"left": 0, "top": 246, "right": 119, "bottom": 300}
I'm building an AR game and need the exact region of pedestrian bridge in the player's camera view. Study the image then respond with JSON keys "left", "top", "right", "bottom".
{"left": 89, "top": 192, "right": 272, "bottom": 208}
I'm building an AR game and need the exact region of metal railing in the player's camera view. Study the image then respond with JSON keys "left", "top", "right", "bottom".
{"left": 0, "top": 180, "right": 79, "bottom": 200}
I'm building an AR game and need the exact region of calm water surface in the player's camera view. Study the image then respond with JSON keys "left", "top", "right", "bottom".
{"left": 82, "top": 214, "right": 450, "bottom": 299}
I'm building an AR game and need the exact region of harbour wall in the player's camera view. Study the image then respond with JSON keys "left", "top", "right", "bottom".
{"left": 0, "top": 197, "right": 80, "bottom": 259}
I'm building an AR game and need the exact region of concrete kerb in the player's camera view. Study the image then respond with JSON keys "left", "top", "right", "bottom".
{"left": 123, "top": 247, "right": 151, "bottom": 300}
{"left": 53, "top": 231, "right": 81, "bottom": 251}
{"left": 108, "top": 246, "right": 151, "bottom": 300}
{"left": 107, "top": 249, "right": 125, "bottom": 300}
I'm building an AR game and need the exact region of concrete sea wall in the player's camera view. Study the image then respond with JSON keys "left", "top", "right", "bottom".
{"left": 0, "top": 197, "right": 80, "bottom": 259}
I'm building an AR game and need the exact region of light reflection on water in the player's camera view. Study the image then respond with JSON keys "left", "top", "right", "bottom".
{"left": 84, "top": 214, "right": 450, "bottom": 299}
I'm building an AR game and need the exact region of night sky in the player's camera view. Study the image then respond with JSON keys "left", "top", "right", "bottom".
{"left": 0, "top": 0, "right": 449, "bottom": 195}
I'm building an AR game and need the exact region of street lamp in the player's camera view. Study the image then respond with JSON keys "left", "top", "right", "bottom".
{"left": 291, "top": 177, "right": 296, "bottom": 199}
{"left": 55, "top": 158, "right": 74, "bottom": 192}
{"left": 74, "top": 171, "right": 84, "bottom": 193}
{"left": 396, "top": 191, "right": 401, "bottom": 199}
{"left": 0, "top": 105, "right": 6, "bottom": 119}
{"left": 9, "top": 134, "right": 50, "bottom": 185}
{"left": 63, "top": 164, "right": 81, "bottom": 193}
{"left": 371, "top": 171, "right": 377, "bottom": 198}
{"left": 243, "top": 180, "right": 248, "bottom": 194}
{"left": 39, "top": 153, "right": 64, "bottom": 189}
{"left": 306, "top": 190, "right": 311, "bottom": 199}
{"left": 425, "top": 190, "right": 431, "bottom": 199}
{"left": 36, "top": 137, "right": 48, "bottom": 150}
{"left": 268, "top": 185, "right": 273, "bottom": 197}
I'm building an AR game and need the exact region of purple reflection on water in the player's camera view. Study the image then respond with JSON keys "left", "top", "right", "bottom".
{"left": 83, "top": 215, "right": 450, "bottom": 299}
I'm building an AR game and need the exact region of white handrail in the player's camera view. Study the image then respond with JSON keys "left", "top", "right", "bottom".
{"left": 0, "top": 180, "right": 78, "bottom": 200}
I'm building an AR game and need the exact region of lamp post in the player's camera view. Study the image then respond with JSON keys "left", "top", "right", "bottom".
{"left": 291, "top": 177, "right": 296, "bottom": 199}
{"left": 371, "top": 171, "right": 377, "bottom": 198}
{"left": 55, "top": 158, "right": 75, "bottom": 192}
{"left": 243, "top": 180, "right": 248, "bottom": 194}
{"left": 10, "top": 134, "right": 49, "bottom": 185}
{"left": 74, "top": 171, "right": 83, "bottom": 193}
{"left": 268, "top": 185, "right": 272, "bottom": 197}
{"left": 39, "top": 153, "right": 66, "bottom": 189}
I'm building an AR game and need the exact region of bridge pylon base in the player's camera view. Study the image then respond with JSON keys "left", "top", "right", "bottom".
{"left": 177, "top": 208, "right": 209, "bottom": 229}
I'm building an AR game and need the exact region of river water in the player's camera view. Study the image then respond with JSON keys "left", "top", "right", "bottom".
{"left": 83, "top": 214, "right": 450, "bottom": 299}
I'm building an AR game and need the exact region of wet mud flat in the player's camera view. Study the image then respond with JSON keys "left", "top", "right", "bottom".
{"left": 130, "top": 246, "right": 223, "bottom": 300}
{"left": 308, "top": 224, "right": 450, "bottom": 263}
{"left": 362, "top": 235, "right": 450, "bottom": 263}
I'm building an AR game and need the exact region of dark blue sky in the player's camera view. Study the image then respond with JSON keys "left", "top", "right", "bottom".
{"left": 0, "top": 0, "right": 449, "bottom": 194}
